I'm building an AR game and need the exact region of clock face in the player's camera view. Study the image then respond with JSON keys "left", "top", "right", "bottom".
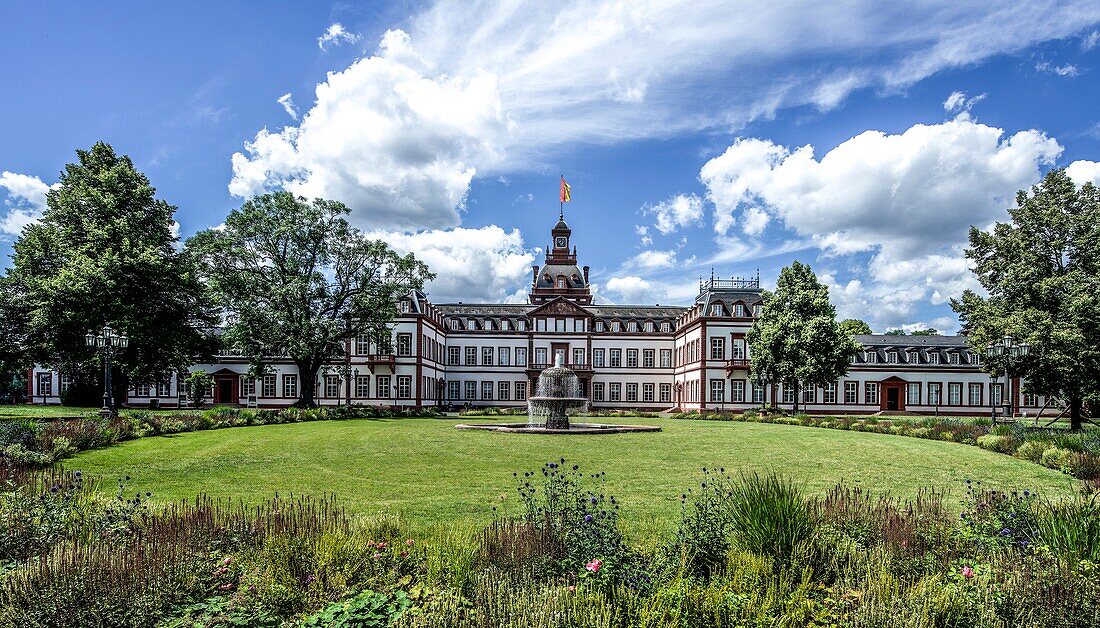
{"left": 555, "top": 236, "right": 567, "bottom": 247}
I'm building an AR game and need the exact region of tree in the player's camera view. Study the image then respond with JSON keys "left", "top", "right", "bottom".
{"left": 186, "top": 192, "right": 433, "bottom": 407}
{"left": 952, "top": 169, "right": 1100, "bottom": 430}
{"left": 3, "top": 143, "right": 217, "bottom": 405}
{"left": 839, "top": 319, "right": 872, "bottom": 336}
{"left": 884, "top": 329, "right": 907, "bottom": 336}
{"left": 183, "top": 370, "right": 213, "bottom": 409}
{"left": 747, "top": 261, "right": 861, "bottom": 412}
{"left": 910, "top": 328, "right": 939, "bottom": 336}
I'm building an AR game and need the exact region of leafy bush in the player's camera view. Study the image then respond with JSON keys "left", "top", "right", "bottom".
{"left": 1015, "top": 439, "right": 1049, "bottom": 463}
{"left": 1034, "top": 494, "right": 1100, "bottom": 564}
{"left": 669, "top": 467, "right": 734, "bottom": 578}
{"left": 1040, "top": 447, "right": 1074, "bottom": 471}
{"left": 977, "top": 434, "right": 1016, "bottom": 453}
{"left": 0, "top": 419, "right": 37, "bottom": 448}
{"left": 302, "top": 589, "right": 410, "bottom": 627}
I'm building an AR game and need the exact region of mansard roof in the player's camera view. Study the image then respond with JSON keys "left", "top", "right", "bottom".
{"left": 533, "top": 263, "right": 588, "bottom": 290}
{"left": 855, "top": 334, "right": 971, "bottom": 348}
{"left": 435, "top": 303, "right": 533, "bottom": 316}
{"left": 589, "top": 305, "right": 684, "bottom": 318}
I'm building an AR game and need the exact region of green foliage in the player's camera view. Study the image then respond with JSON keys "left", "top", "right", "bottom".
{"left": 2, "top": 142, "right": 217, "bottom": 399}
{"left": 838, "top": 318, "right": 873, "bottom": 336}
{"left": 184, "top": 370, "right": 214, "bottom": 409}
{"left": 669, "top": 467, "right": 734, "bottom": 578}
{"left": 302, "top": 590, "right": 410, "bottom": 627}
{"left": 953, "top": 169, "right": 1100, "bottom": 430}
{"left": 746, "top": 261, "right": 861, "bottom": 411}
{"left": 1034, "top": 494, "right": 1100, "bottom": 564}
{"left": 185, "top": 192, "right": 433, "bottom": 407}
{"left": 726, "top": 472, "right": 815, "bottom": 562}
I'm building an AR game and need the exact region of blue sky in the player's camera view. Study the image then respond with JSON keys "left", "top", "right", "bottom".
{"left": 2, "top": 1, "right": 1099, "bottom": 332}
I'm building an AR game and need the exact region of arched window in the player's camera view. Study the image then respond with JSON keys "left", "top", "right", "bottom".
{"left": 556, "top": 275, "right": 566, "bottom": 288}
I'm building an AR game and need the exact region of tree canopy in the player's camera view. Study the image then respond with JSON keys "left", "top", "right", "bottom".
{"left": 747, "top": 261, "right": 861, "bottom": 411}
{"left": 186, "top": 192, "right": 433, "bottom": 407}
{"left": 839, "top": 318, "right": 872, "bottom": 336}
{"left": 2, "top": 143, "right": 216, "bottom": 403}
{"left": 953, "top": 169, "right": 1100, "bottom": 429}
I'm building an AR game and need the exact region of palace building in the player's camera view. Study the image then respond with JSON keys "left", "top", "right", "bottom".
{"left": 28, "top": 213, "right": 1044, "bottom": 416}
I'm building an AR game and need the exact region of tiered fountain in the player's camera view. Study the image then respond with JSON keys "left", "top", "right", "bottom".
{"left": 455, "top": 355, "right": 661, "bottom": 434}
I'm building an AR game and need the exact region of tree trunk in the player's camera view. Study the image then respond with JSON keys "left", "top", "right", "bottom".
{"left": 792, "top": 381, "right": 800, "bottom": 414}
{"left": 1070, "top": 393, "right": 1084, "bottom": 432}
{"left": 295, "top": 361, "right": 320, "bottom": 408}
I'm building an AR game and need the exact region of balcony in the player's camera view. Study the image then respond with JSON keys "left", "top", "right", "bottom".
{"left": 363, "top": 354, "right": 397, "bottom": 372}
{"left": 725, "top": 358, "right": 751, "bottom": 374}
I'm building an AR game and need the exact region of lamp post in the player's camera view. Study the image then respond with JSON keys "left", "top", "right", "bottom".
{"left": 85, "top": 325, "right": 128, "bottom": 419}
{"left": 984, "top": 336, "right": 1030, "bottom": 423}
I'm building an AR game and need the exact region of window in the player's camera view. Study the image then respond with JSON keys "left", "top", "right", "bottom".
{"left": 611, "top": 321, "right": 621, "bottom": 332}
{"left": 660, "top": 383, "right": 672, "bottom": 403}
{"left": 710, "top": 338, "right": 725, "bottom": 360}
{"left": 644, "top": 322, "right": 654, "bottom": 333}
{"left": 465, "top": 347, "right": 477, "bottom": 365}
{"left": 498, "top": 381, "right": 510, "bottom": 401}
{"left": 397, "top": 376, "right": 412, "bottom": 399}
{"left": 643, "top": 383, "right": 655, "bottom": 402}
{"left": 710, "top": 304, "right": 723, "bottom": 317}
{"left": 516, "top": 347, "right": 527, "bottom": 366}
{"left": 377, "top": 375, "right": 391, "bottom": 398}
{"left": 783, "top": 384, "right": 796, "bottom": 404}
{"left": 356, "top": 334, "right": 371, "bottom": 355}
{"left": 556, "top": 276, "right": 566, "bottom": 288}
{"left": 928, "top": 383, "right": 942, "bottom": 406}
{"left": 283, "top": 374, "right": 298, "bottom": 398}
{"left": 60, "top": 374, "right": 73, "bottom": 394}
{"left": 535, "top": 347, "right": 548, "bottom": 365}
{"left": 573, "top": 348, "right": 586, "bottom": 365}
{"left": 325, "top": 375, "right": 340, "bottom": 398}
{"left": 157, "top": 381, "right": 171, "bottom": 397}
{"left": 661, "top": 322, "right": 671, "bottom": 333}
{"left": 824, "top": 382, "right": 838, "bottom": 404}
{"left": 400, "top": 300, "right": 411, "bottom": 313}
{"left": 865, "top": 382, "right": 879, "bottom": 405}
{"left": 970, "top": 353, "right": 979, "bottom": 366}
{"left": 731, "top": 380, "right": 745, "bottom": 402}
{"left": 575, "top": 319, "right": 586, "bottom": 333}
{"left": 949, "top": 383, "right": 962, "bottom": 405}
{"left": 949, "top": 353, "right": 960, "bottom": 365}
{"left": 467, "top": 319, "right": 476, "bottom": 330}
{"left": 906, "top": 383, "right": 920, "bottom": 405}
{"left": 660, "top": 349, "right": 672, "bottom": 368}
{"left": 447, "top": 347, "right": 459, "bottom": 365}
{"left": 734, "top": 303, "right": 746, "bottom": 317}
{"left": 887, "top": 351, "right": 898, "bottom": 364}
{"left": 515, "top": 381, "right": 527, "bottom": 401}
{"left": 482, "top": 347, "right": 494, "bottom": 366}
{"left": 627, "top": 321, "right": 638, "bottom": 333}
{"left": 643, "top": 349, "right": 655, "bottom": 368}
{"left": 396, "top": 333, "right": 412, "bottom": 356}
{"left": 593, "top": 382, "right": 605, "bottom": 402}
{"left": 802, "top": 385, "right": 815, "bottom": 404}
{"left": 610, "top": 349, "right": 622, "bottom": 368}
{"left": 593, "top": 349, "right": 605, "bottom": 367}
{"left": 447, "top": 381, "right": 459, "bottom": 400}
{"left": 844, "top": 381, "right": 858, "bottom": 404}
{"left": 732, "top": 342, "right": 745, "bottom": 360}
{"left": 626, "top": 349, "right": 638, "bottom": 368}
{"left": 135, "top": 383, "right": 150, "bottom": 397}
{"left": 709, "top": 379, "right": 724, "bottom": 402}
{"left": 498, "top": 347, "right": 511, "bottom": 366}
{"left": 928, "top": 353, "right": 940, "bottom": 365}
{"left": 1024, "top": 392, "right": 1038, "bottom": 407}
{"left": 555, "top": 318, "right": 566, "bottom": 332}
{"left": 968, "top": 383, "right": 983, "bottom": 406}
{"left": 752, "top": 382, "right": 765, "bottom": 404}
{"left": 626, "top": 383, "right": 639, "bottom": 402}
{"left": 357, "top": 376, "right": 371, "bottom": 398}
{"left": 865, "top": 351, "right": 878, "bottom": 364}
{"left": 263, "top": 375, "right": 276, "bottom": 397}
{"left": 992, "top": 383, "right": 1004, "bottom": 407}
{"left": 449, "top": 319, "right": 460, "bottom": 330}
{"left": 36, "top": 373, "right": 52, "bottom": 397}
{"left": 609, "top": 383, "right": 622, "bottom": 402}
{"left": 241, "top": 378, "right": 256, "bottom": 397}
{"left": 753, "top": 304, "right": 762, "bottom": 317}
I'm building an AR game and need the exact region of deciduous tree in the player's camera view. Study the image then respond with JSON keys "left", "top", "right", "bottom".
{"left": 839, "top": 318, "right": 872, "bottom": 336}
{"left": 747, "top": 262, "right": 861, "bottom": 412}
{"left": 953, "top": 169, "right": 1100, "bottom": 430}
{"left": 186, "top": 192, "right": 432, "bottom": 407}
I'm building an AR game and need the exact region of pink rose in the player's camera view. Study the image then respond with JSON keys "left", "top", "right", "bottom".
{"left": 585, "top": 559, "right": 602, "bottom": 573}
{"left": 961, "top": 566, "right": 975, "bottom": 579}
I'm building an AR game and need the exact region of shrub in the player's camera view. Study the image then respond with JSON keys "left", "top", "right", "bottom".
{"left": 302, "top": 589, "right": 410, "bottom": 627}
{"left": 1065, "top": 452, "right": 1100, "bottom": 480}
{"left": 1014, "top": 440, "right": 1049, "bottom": 463}
{"left": 977, "top": 434, "right": 1016, "bottom": 454}
{"left": 0, "top": 419, "right": 38, "bottom": 448}
{"left": 1040, "top": 447, "right": 1074, "bottom": 471}
{"left": 727, "top": 472, "right": 815, "bottom": 562}
{"left": 669, "top": 467, "right": 734, "bottom": 578}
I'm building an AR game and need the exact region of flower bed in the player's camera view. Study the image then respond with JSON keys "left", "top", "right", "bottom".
{"left": 672, "top": 410, "right": 1100, "bottom": 484}
{"left": 0, "top": 404, "right": 441, "bottom": 470}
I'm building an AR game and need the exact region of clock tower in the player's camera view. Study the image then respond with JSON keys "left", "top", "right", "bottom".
{"left": 529, "top": 211, "right": 592, "bottom": 305}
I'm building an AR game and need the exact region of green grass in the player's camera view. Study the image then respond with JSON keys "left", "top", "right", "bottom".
{"left": 66, "top": 417, "right": 1077, "bottom": 537}
{"left": 0, "top": 404, "right": 95, "bottom": 419}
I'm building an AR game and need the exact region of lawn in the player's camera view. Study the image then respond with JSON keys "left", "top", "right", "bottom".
{"left": 65, "top": 416, "right": 1078, "bottom": 537}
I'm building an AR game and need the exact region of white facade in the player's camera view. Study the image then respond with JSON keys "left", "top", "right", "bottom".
{"left": 27, "top": 216, "right": 1047, "bottom": 416}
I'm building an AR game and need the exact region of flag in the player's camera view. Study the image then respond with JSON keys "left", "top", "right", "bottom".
{"left": 560, "top": 176, "right": 571, "bottom": 203}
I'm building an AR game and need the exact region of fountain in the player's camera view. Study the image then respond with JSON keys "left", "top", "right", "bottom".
{"left": 455, "top": 355, "right": 661, "bottom": 434}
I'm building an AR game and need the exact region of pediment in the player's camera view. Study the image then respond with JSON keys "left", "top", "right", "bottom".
{"left": 528, "top": 296, "right": 592, "bottom": 318}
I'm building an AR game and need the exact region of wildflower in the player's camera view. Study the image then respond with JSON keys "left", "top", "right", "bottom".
{"left": 373, "top": 552, "right": 382, "bottom": 560}
{"left": 406, "top": 538, "right": 415, "bottom": 546}
{"left": 219, "top": 583, "right": 234, "bottom": 591}
{"left": 400, "top": 550, "right": 408, "bottom": 558}
{"left": 584, "top": 514, "right": 593, "bottom": 523}
{"left": 568, "top": 585, "right": 576, "bottom": 592}
{"left": 961, "top": 566, "right": 975, "bottom": 579}
{"left": 585, "top": 559, "right": 603, "bottom": 573}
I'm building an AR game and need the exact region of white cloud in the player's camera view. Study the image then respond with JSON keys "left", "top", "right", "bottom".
{"left": 625, "top": 249, "right": 678, "bottom": 271}
{"left": 0, "top": 171, "right": 52, "bottom": 236}
{"left": 371, "top": 225, "right": 534, "bottom": 303}
{"left": 230, "top": 29, "right": 511, "bottom": 230}
{"left": 943, "top": 90, "right": 985, "bottom": 114}
{"left": 1084, "top": 30, "right": 1100, "bottom": 51}
{"left": 643, "top": 193, "right": 704, "bottom": 235}
{"left": 317, "top": 23, "right": 362, "bottom": 51}
{"left": 232, "top": 1, "right": 1098, "bottom": 233}
{"left": 1035, "top": 61, "right": 1080, "bottom": 77}
{"left": 605, "top": 276, "right": 654, "bottom": 302}
{"left": 701, "top": 118, "right": 1061, "bottom": 329}
{"left": 1066, "top": 160, "right": 1100, "bottom": 186}
{"left": 277, "top": 93, "right": 298, "bottom": 120}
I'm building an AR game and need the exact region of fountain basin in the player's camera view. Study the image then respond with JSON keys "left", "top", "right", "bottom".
{"left": 455, "top": 422, "right": 661, "bottom": 435}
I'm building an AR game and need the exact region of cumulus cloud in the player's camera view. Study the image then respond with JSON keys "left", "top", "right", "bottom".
{"left": 277, "top": 93, "right": 298, "bottom": 120}
{"left": 317, "top": 23, "right": 361, "bottom": 51}
{"left": 371, "top": 225, "right": 534, "bottom": 303}
{"left": 643, "top": 193, "right": 704, "bottom": 235}
{"left": 1066, "top": 160, "right": 1100, "bottom": 186}
{"left": 700, "top": 118, "right": 1061, "bottom": 329}
{"left": 624, "top": 249, "right": 678, "bottom": 271}
{"left": 604, "top": 276, "right": 655, "bottom": 303}
{"left": 230, "top": 29, "right": 511, "bottom": 230}
{"left": 0, "top": 171, "right": 52, "bottom": 236}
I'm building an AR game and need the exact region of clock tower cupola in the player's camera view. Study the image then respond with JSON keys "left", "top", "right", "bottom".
{"left": 529, "top": 211, "right": 592, "bottom": 305}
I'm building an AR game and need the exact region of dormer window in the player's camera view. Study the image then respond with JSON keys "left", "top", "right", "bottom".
{"left": 865, "top": 351, "right": 878, "bottom": 364}
{"left": 449, "top": 319, "right": 459, "bottom": 330}
{"left": 950, "top": 353, "right": 961, "bottom": 365}
{"left": 595, "top": 320, "right": 605, "bottom": 332}
{"left": 710, "top": 304, "right": 723, "bottom": 317}
{"left": 644, "top": 321, "right": 654, "bottom": 333}
{"left": 400, "top": 300, "right": 410, "bottom": 313}
{"left": 466, "top": 319, "right": 476, "bottom": 331}
{"left": 928, "top": 352, "right": 940, "bottom": 365}
{"left": 611, "top": 321, "right": 621, "bottom": 332}
{"left": 734, "top": 304, "right": 746, "bottom": 317}
{"left": 887, "top": 351, "right": 898, "bottom": 364}
{"left": 627, "top": 321, "right": 638, "bottom": 333}
{"left": 660, "top": 322, "right": 671, "bottom": 333}
{"left": 556, "top": 275, "right": 566, "bottom": 288}
{"left": 753, "top": 304, "right": 762, "bottom": 317}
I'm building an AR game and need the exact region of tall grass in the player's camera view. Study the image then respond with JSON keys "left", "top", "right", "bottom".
{"left": 1035, "top": 494, "right": 1100, "bottom": 564}
{"left": 727, "top": 472, "right": 815, "bottom": 562}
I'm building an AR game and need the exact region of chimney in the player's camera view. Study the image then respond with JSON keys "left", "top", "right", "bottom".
{"left": 532, "top": 265, "right": 540, "bottom": 286}
{"left": 582, "top": 265, "right": 590, "bottom": 284}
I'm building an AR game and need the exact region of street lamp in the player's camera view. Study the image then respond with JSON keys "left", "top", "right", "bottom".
{"left": 985, "top": 336, "right": 1030, "bottom": 423}
{"left": 85, "top": 325, "right": 128, "bottom": 419}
